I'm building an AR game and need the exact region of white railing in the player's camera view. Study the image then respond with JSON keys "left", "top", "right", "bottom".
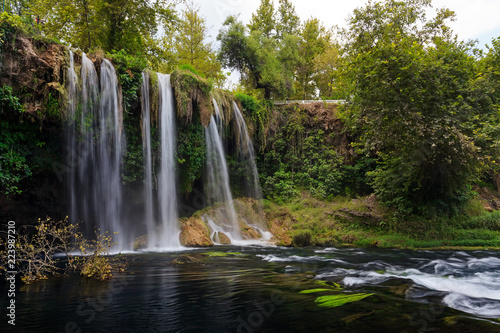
{"left": 274, "top": 100, "right": 345, "bottom": 105}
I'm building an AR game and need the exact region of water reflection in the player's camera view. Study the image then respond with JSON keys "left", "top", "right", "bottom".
{"left": 1, "top": 247, "right": 500, "bottom": 332}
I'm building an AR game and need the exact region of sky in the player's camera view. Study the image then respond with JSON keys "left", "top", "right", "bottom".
{"left": 195, "top": 0, "right": 500, "bottom": 48}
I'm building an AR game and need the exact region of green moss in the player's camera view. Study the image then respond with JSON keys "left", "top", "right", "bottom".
{"left": 291, "top": 229, "right": 312, "bottom": 247}
{"left": 314, "top": 280, "right": 342, "bottom": 290}
{"left": 171, "top": 68, "right": 213, "bottom": 126}
{"left": 176, "top": 120, "right": 206, "bottom": 194}
{"left": 314, "top": 293, "right": 373, "bottom": 308}
{"left": 299, "top": 288, "right": 332, "bottom": 294}
{"left": 106, "top": 50, "right": 147, "bottom": 112}
{"left": 265, "top": 191, "right": 500, "bottom": 250}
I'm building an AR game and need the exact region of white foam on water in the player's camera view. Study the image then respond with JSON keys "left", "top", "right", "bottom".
{"left": 443, "top": 293, "right": 500, "bottom": 317}
{"left": 331, "top": 254, "right": 500, "bottom": 318}
{"left": 257, "top": 254, "right": 350, "bottom": 265}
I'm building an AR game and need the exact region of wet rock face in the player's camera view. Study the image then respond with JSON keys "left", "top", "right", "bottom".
{"left": 239, "top": 221, "right": 261, "bottom": 240}
{"left": 179, "top": 217, "right": 214, "bottom": 247}
{"left": 216, "top": 231, "right": 231, "bottom": 244}
{"left": 0, "top": 34, "right": 67, "bottom": 114}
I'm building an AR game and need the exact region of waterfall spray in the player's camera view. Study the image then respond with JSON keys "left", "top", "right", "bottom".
{"left": 205, "top": 100, "right": 240, "bottom": 239}
{"left": 141, "top": 71, "right": 156, "bottom": 248}
{"left": 67, "top": 53, "right": 127, "bottom": 249}
{"left": 157, "top": 74, "right": 180, "bottom": 248}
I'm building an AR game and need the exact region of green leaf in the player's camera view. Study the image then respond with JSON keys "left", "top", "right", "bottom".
{"left": 299, "top": 288, "right": 332, "bottom": 294}
{"left": 315, "top": 293, "right": 374, "bottom": 308}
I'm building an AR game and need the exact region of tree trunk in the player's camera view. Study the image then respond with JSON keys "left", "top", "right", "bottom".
{"left": 264, "top": 87, "right": 271, "bottom": 99}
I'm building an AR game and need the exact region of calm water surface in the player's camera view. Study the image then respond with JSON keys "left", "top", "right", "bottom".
{"left": 2, "top": 246, "right": 500, "bottom": 332}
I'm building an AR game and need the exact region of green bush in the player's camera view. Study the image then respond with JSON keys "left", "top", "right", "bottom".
{"left": 263, "top": 168, "right": 299, "bottom": 203}
{"left": 107, "top": 50, "right": 147, "bottom": 111}
{"left": 0, "top": 85, "right": 31, "bottom": 196}
{"left": 176, "top": 121, "right": 206, "bottom": 194}
{"left": 461, "top": 211, "right": 500, "bottom": 231}
{"left": 292, "top": 230, "right": 312, "bottom": 247}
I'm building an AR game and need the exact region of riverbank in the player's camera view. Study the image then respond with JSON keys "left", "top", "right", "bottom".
{"left": 264, "top": 191, "right": 500, "bottom": 250}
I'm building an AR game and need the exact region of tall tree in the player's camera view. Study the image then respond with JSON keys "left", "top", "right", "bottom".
{"left": 294, "top": 18, "right": 330, "bottom": 99}
{"left": 29, "top": 0, "right": 176, "bottom": 55}
{"left": 248, "top": 0, "right": 275, "bottom": 38}
{"left": 174, "top": 5, "right": 225, "bottom": 86}
{"left": 218, "top": 15, "right": 290, "bottom": 99}
{"left": 313, "top": 38, "right": 341, "bottom": 98}
{"left": 342, "top": 0, "right": 498, "bottom": 213}
{"left": 276, "top": 0, "right": 300, "bottom": 38}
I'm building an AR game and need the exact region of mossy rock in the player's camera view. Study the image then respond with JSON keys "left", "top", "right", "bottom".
{"left": 217, "top": 231, "right": 231, "bottom": 244}
{"left": 172, "top": 254, "right": 201, "bottom": 264}
{"left": 171, "top": 68, "right": 213, "bottom": 126}
{"left": 133, "top": 234, "right": 148, "bottom": 250}
{"left": 179, "top": 217, "right": 214, "bottom": 247}
{"left": 292, "top": 230, "right": 312, "bottom": 247}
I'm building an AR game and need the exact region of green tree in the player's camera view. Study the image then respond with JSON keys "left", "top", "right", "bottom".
{"left": 343, "top": 0, "right": 497, "bottom": 214}
{"left": 2, "top": 0, "right": 32, "bottom": 18}
{"left": 294, "top": 18, "right": 330, "bottom": 99}
{"left": 248, "top": 0, "right": 275, "bottom": 38}
{"left": 218, "top": 15, "right": 291, "bottom": 99}
{"left": 276, "top": 0, "right": 300, "bottom": 38}
{"left": 0, "top": 85, "right": 30, "bottom": 196}
{"left": 313, "top": 39, "right": 342, "bottom": 98}
{"left": 466, "top": 36, "right": 500, "bottom": 175}
{"left": 174, "top": 5, "right": 225, "bottom": 86}
{"left": 29, "top": 0, "right": 176, "bottom": 55}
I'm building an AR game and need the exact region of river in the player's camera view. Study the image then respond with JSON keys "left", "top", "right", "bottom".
{"left": 2, "top": 246, "right": 500, "bottom": 332}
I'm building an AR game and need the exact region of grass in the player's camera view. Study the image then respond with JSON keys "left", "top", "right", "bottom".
{"left": 264, "top": 192, "right": 500, "bottom": 250}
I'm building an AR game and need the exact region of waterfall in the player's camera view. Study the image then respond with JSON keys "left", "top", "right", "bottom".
{"left": 141, "top": 72, "right": 156, "bottom": 248}
{"left": 205, "top": 100, "right": 240, "bottom": 239}
{"left": 67, "top": 53, "right": 126, "bottom": 249}
{"left": 67, "top": 51, "right": 78, "bottom": 225}
{"left": 98, "top": 59, "right": 125, "bottom": 247}
{"left": 66, "top": 53, "right": 268, "bottom": 249}
{"left": 157, "top": 73, "right": 180, "bottom": 248}
{"left": 232, "top": 101, "right": 263, "bottom": 202}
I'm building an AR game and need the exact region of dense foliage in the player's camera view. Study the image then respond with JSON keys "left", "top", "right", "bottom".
{"left": 341, "top": 0, "right": 500, "bottom": 214}
{"left": 176, "top": 121, "right": 206, "bottom": 195}
{"left": 0, "top": 85, "right": 30, "bottom": 195}
{"left": 3, "top": 0, "right": 500, "bottom": 223}
{"left": 0, "top": 85, "right": 61, "bottom": 196}
{"left": 217, "top": 0, "right": 342, "bottom": 99}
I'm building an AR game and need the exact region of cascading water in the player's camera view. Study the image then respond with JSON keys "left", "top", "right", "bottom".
{"left": 67, "top": 51, "right": 78, "bottom": 224}
{"left": 232, "top": 102, "right": 263, "bottom": 205}
{"left": 67, "top": 53, "right": 126, "bottom": 249}
{"left": 98, "top": 59, "right": 125, "bottom": 247}
{"left": 232, "top": 102, "right": 270, "bottom": 239}
{"left": 205, "top": 100, "right": 240, "bottom": 240}
{"left": 67, "top": 54, "right": 267, "bottom": 248}
{"left": 157, "top": 73, "right": 180, "bottom": 248}
{"left": 141, "top": 71, "right": 156, "bottom": 248}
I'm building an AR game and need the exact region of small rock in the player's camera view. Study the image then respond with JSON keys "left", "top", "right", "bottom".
{"left": 172, "top": 255, "right": 200, "bottom": 264}
{"left": 217, "top": 232, "right": 231, "bottom": 244}
{"left": 179, "top": 218, "right": 214, "bottom": 247}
